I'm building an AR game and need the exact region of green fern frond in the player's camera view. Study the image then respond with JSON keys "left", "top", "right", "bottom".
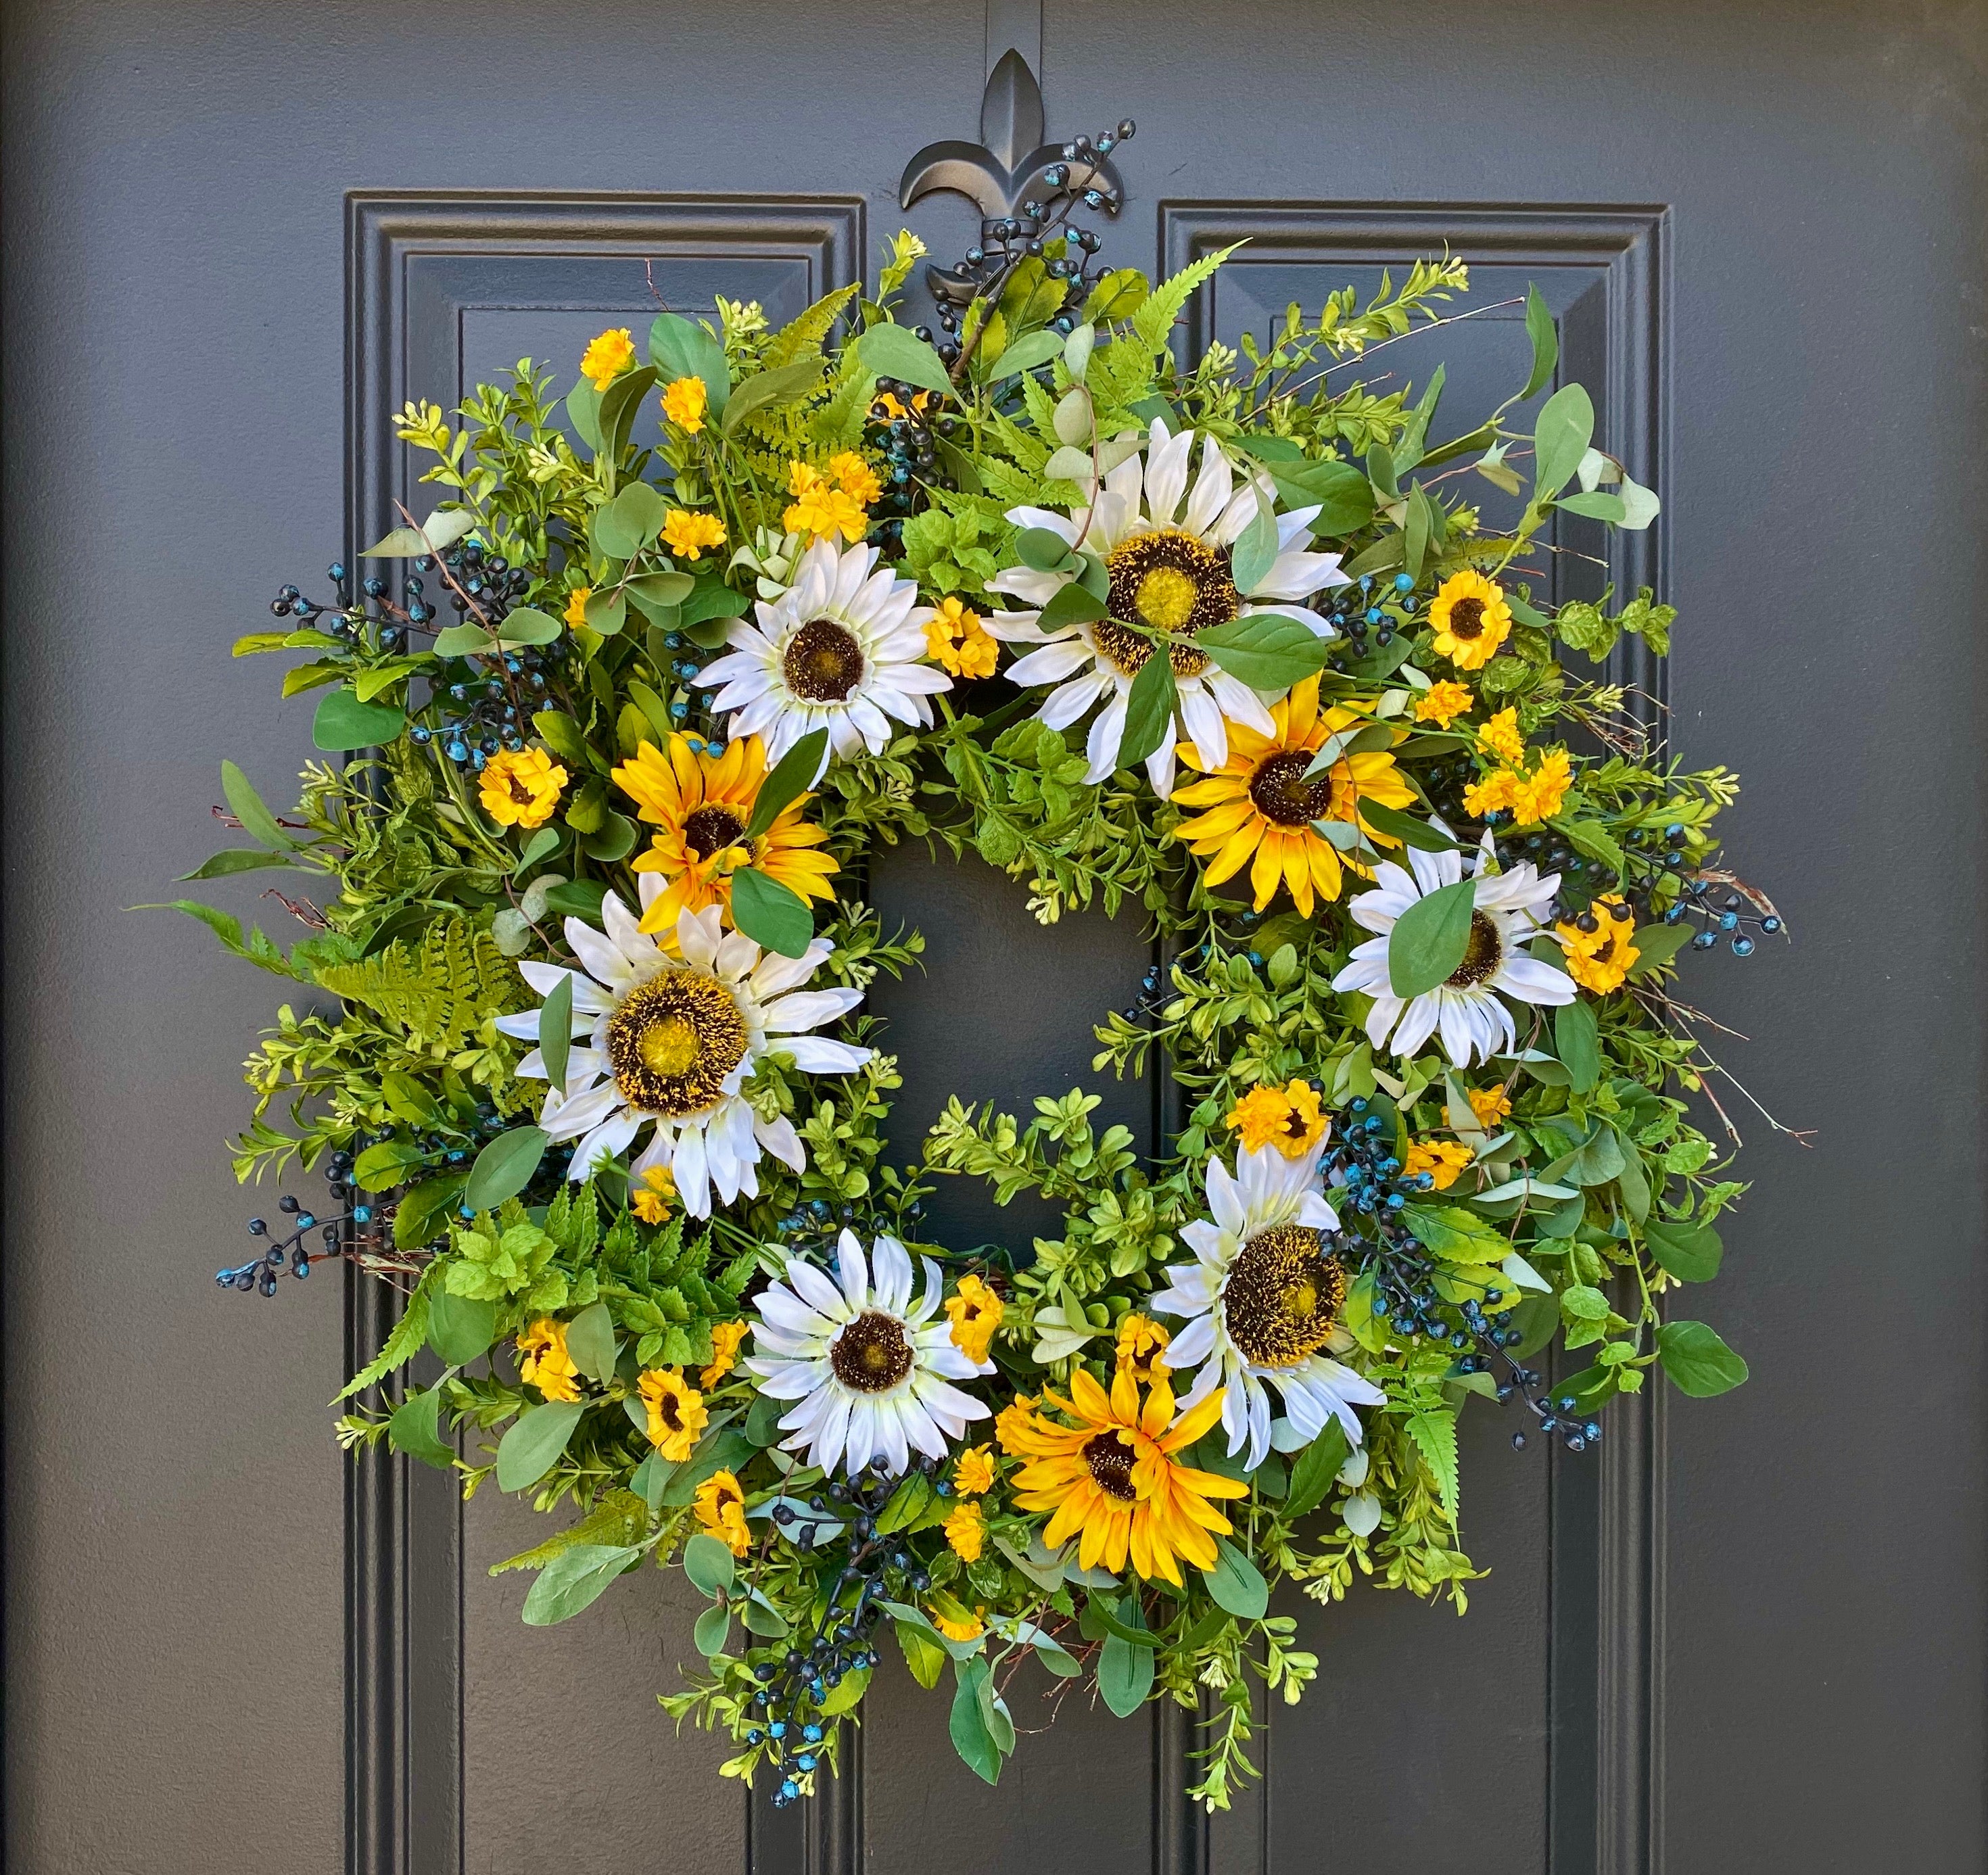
{"left": 314, "top": 914, "right": 527, "bottom": 1050}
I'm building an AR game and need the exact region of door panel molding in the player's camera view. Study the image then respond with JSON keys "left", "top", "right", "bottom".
{"left": 342, "top": 189, "right": 863, "bottom": 1875}
{"left": 1156, "top": 198, "right": 1672, "bottom": 1875}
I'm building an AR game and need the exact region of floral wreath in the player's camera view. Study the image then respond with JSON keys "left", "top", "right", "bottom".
{"left": 183, "top": 125, "right": 1781, "bottom": 1810}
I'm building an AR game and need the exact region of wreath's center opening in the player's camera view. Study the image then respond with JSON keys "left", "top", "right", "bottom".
{"left": 1444, "top": 910, "right": 1503, "bottom": 989}
{"left": 1249, "top": 749, "right": 1335, "bottom": 828}
{"left": 784, "top": 617, "right": 867, "bottom": 702}
{"left": 607, "top": 972, "right": 748, "bottom": 1116}
{"left": 1225, "top": 1226, "right": 1346, "bottom": 1369}
{"left": 682, "top": 803, "right": 747, "bottom": 860}
{"left": 1083, "top": 1429, "right": 1139, "bottom": 1501}
{"left": 1097, "top": 528, "right": 1237, "bottom": 679}
{"left": 830, "top": 1310, "right": 914, "bottom": 1392}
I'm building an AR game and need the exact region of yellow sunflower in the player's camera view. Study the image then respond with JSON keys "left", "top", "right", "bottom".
{"left": 517, "top": 1318, "right": 580, "bottom": 1403}
{"left": 694, "top": 1469, "right": 752, "bottom": 1555}
{"left": 612, "top": 732, "right": 837, "bottom": 936}
{"left": 1405, "top": 1138, "right": 1473, "bottom": 1191}
{"left": 1557, "top": 893, "right": 1642, "bottom": 993}
{"left": 700, "top": 1319, "right": 749, "bottom": 1390}
{"left": 1427, "top": 570, "right": 1513, "bottom": 670}
{"left": 1172, "top": 675, "right": 1415, "bottom": 916}
{"left": 944, "top": 1274, "right": 1005, "bottom": 1363}
{"left": 1006, "top": 1369, "right": 1247, "bottom": 1586}
{"left": 637, "top": 1368, "right": 708, "bottom": 1461}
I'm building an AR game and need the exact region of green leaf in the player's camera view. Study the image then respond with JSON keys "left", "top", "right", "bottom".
{"left": 1555, "top": 490, "right": 1626, "bottom": 524}
{"left": 692, "top": 1603, "right": 732, "bottom": 1658}
{"left": 988, "top": 328, "right": 1066, "bottom": 380}
{"left": 593, "top": 482, "right": 670, "bottom": 561}
{"left": 429, "top": 624, "right": 493, "bottom": 659}
{"left": 682, "top": 1532, "right": 737, "bottom": 1598}
{"left": 1628, "top": 922, "right": 1695, "bottom": 977}
{"left": 1646, "top": 1218, "right": 1724, "bottom": 1283}
{"left": 362, "top": 508, "right": 474, "bottom": 558}
{"left": 542, "top": 880, "right": 607, "bottom": 922}
{"left": 565, "top": 1300, "right": 617, "bottom": 1383}
{"left": 1038, "top": 580, "right": 1108, "bottom": 630}
{"left": 1283, "top": 1421, "right": 1351, "bottom": 1519}
{"left": 520, "top": 1542, "right": 639, "bottom": 1625}
{"left": 1098, "top": 1605, "right": 1155, "bottom": 1717}
{"left": 178, "top": 848, "right": 299, "bottom": 880}
{"left": 1657, "top": 1320, "right": 1749, "bottom": 1396}
{"left": 426, "top": 1288, "right": 496, "bottom": 1367}
{"left": 1554, "top": 998, "right": 1601, "bottom": 1093}
{"left": 728, "top": 866, "right": 814, "bottom": 959}
{"left": 744, "top": 728, "right": 828, "bottom": 840}
{"left": 1116, "top": 650, "right": 1177, "bottom": 771}
{"left": 393, "top": 1172, "right": 467, "bottom": 1250}
{"left": 1354, "top": 799, "right": 1457, "bottom": 852}
{"left": 464, "top": 1125, "right": 549, "bottom": 1212}
{"left": 387, "top": 1385, "right": 455, "bottom": 1470}
{"left": 312, "top": 687, "right": 406, "bottom": 753}
{"left": 1520, "top": 283, "right": 1559, "bottom": 401}
{"left": 1229, "top": 493, "right": 1279, "bottom": 594}
{"left": 680, "top": 581, "right": 753, "bottom": 628}
{"left": 720, "top": 358, "right": 824, "bottom": 434}
{"left": 649, "top": 312, "right": 732, "bottom": 419}
{"left": 1406, "top": 1408, "right": 1460, "bottom": 1519}
{"left": 536, "top": 971, "right": 573, "bottom": 1096}
{"left": 567, "top": 379, "right": 602, "bottom": 451}
{"left": 1202, "top": 1537, "right": 1269, "bottom": 1619}
{"left": 596, "top": 363, "right": 660, "bottom": 460}
{"left": 1404, "top": 483, "right": 1435, "bottom": 583}
{"left": 1014, "top": 525, "right": 1076, "bottom": 571}
{"left": 1532, "top": 383, "right": 1595, "bottom": 502}
{"left": 532, "top": 710, "right": 590, "bottom": 765}
{"left": 1197, "top": 613, "right": 1333, "bottom": 690}
{"left": 856, "top": 323, "right": 954, "bottom": 398}
{"left": 220, "top": 760, "right": 293, "bottom": 851}
{"left": 493, "top": 606, "right": 565, "bottom": 647}
{"left": 495, "top": 1399, "right": 588, "bottom": 1492}
{"left": 1613, "top": 1127, "right": 1652, "bottom": 1220}
{"left": 1282, "top": 459, "right": 1375, "bottom": 537}
{"left": 627, "top": 569, "right": 695, "bottom": 608}
{"left": 583, "top": 811, "right": 638, "bottom": 865}
{"left": 896, "top": 1617, "right": 949, "bottom": 1690}
{"left": 1387, "top": 876, "right": 1477, "bottom": 999}
{"left": 949, "top": 1658, "right": 1003, "bottom": 1782}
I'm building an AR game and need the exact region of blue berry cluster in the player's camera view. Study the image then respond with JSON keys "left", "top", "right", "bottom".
{"left": 746, "top": 1458, "right": 942, "bottom": 1805}
{"left": 217, "top": 1156, "right": 369, "bottom": 1296}
{"left": 1323, "top": 571, "right": 1418, "bottom": 669}
{"left": 1661, "top": 873, "right": 1784, "bottom": 959}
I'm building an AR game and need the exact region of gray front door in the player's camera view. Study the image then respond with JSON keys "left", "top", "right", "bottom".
{"left": 7, "top": 4, "right": 1983, "bottom": 1872}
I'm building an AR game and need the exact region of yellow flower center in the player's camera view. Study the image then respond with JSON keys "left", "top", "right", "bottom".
{"left": 1097, "top": 529, "right": 1237, "bottom": 678}
{"left": 1133, "top": 564, "right": 1198, "bottom": 632}
{"left": 1223, "top": 1226, "right": 1347, "bottom": 1369}
{"left": 605, "top": 971, "right": 748, "bottom": 1116}
{"left": 783, "top": 617, "right": 866, "bottom": 703}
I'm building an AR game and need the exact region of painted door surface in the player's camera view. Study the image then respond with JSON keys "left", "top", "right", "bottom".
{"left": 6, "top": 4, "right": 1984, "bottom": 1872}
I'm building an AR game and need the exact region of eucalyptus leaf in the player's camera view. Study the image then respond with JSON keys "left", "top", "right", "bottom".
{"left": 682, "top": 1532, "right": 737, "bottom": 1598}
{"left": 1014, "top": 525, "right": 1076, "bottom": 571}
{"left": 648, "top": 313, "right": 731, "bottom": 417}
{"left": 1283, "top": 1421, "right": 1351, "bottom": 1519}
{"left": 564, "top": 1300, "right": 617, "bottom": 1384}
{"left": 728, "top": 867, "right": 814, "bottom": 959}
{"left": 990, "top": 328, "right": 1066, "bottom": 380}
{"left": 1202, "top": 1538, "right": 1269, "bottom": 1619}
{"left": 1038, "top": 581, "right": 1108, "bottom": 630}
{"left": 1098, "top": 1616, "right": 1154, "bottom": 1717}
{"left": 1521, "top": 282, "right": 1559, "bottom": 401}
{"left": 463, "top": 1124, "right": 549, "bottom": 1212}
{"left": 312, "top": 688, "right": 406, "bottom": 753}
{"left": 496, "top": 1400, "right": 588, "bottom": 1492}
{"left": 520, "top": 1542, "right": 639, "bottom": 1626}
{"left": 1532, "top": 383, "right": 1595, "bottom": 502}
{"left": 692, "top": 1604, "right": 732, "bottom": 1659}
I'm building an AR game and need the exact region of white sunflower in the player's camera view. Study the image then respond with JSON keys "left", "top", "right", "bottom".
{"left": 1149, "top": 1144, "right": 1385, "bottom": 1470}
{"left": 1332, "top": 836, "right": 1573, "bottom": 1067}
{"left": 496, "top": 886, "right": 873, "bottom": 1217}
{"left": 698, "top": 536, "right": 951, "bottom": 780}
{"left": 986, "top": 415, "right": 1350, "bottom": 796}
{"left": 744, "top": 1230, "right": 992, "bottom": 1478}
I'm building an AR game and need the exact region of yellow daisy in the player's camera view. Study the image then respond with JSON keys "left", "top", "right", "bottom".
{"left": 1557, "top": 893, "right": 1642, "bottom": 993}
{"left": 1006, "top": 1369, "right": 1248, "bottom": 1586}
{"left": 1173, "top": 675, "right": 1416, "bottom": 916}
{"left": 517, "top": 1318, "right": 581, "bottom": 1403}
{"left": 693, "top": 1469, "right": 751, "bottom": 1555}
{"left": 1478, "top": 707, "right": 1526, "bottom": 765}
{"left": 924, "top": 596, "right": 999, "bottom": 678}
{"left": 1114, "top": 1313, "right": 1172, "bottom": 1383}
{"left": 943, "top": 1498, "right": 986, "bottom": 1563}
{"left": 944, "top": 1274, "right": 1005, "bottom": 1363}
{"left": 638, "top": 1368, "right": 708, "bottom": 1461}
{"left": 660, "top": 376, "right": 708, "bottom": 433}
{"left": 1225, "top": 1078, "right": 1327, "bottom": 1160}
{"left": 993, "top": 1394, "right": 1039, "bottom": 1456}
{"left": 662, "top": 509, "right": 726, "bottom": 561}
{"left": 1414, "top": 679, "right": 1473, "bottom": 726}
{"left": 1428, "top": 570, "right": 1513, "bottom": 670}
{"left": 951, "top": 1444, "right": 997, "bottom": 1496}
{"left": 632, "top": 1164, "right": 677, "bottom": 1224}
{"left": 1405, "top": 1138, "right": 1473, "bottom": 1191}
{"left": 579, "top": 327, "right": 636, "bottom": 392}
{"left": 565, "top": 584, "right": 592, "bottom": 630}
{"left": 611, "top": 732, "right": 837, "bottom": 936}
{"left": 1466, "top": 1085, "right": 1513, "bottom": 1129}
{"left": 827, "top": 450, "right": 884, "bottom": 506}
{"left": 700, "top": 1319, "right": 749, "bottom": 1390}
{"left": 782, "top": 461, "right": 869, "bottom": 544}
{"left": 479, "top": 747, "right": 568, "bottom": 830}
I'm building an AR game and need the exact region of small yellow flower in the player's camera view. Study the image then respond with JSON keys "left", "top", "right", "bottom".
{"left": 638, "top": 1368, "right": 709, "bottom": 1461}
{"left": 951, "top": 1445, "right": 997, "bottom": 1496}
{"left": 1557, "top": 893, "right": 1641, "bottom": 994}
{"left": 1465, "top": 747, "right": 1572, "bottom": 829}
{"left": 662, "top": 509, "right": 726, "bottom": 561}
{"left": 1405, "top": 1138, "right": 1474, "bottom": 1191}
{"left": 1414, "top": 679, "right": 1473, "bottom": 726}
{"left": 694, "top": 1469, "right": 751, "bottom": 1556}
{"left": 1478, "top": 707, "right": 1526, "bottom": 765}
{"left": 945, "top": 1274, "right": 1005, "bottom": 1364}
{"left": 994, "top": 1394, "right": 1039, "bottom": 1457}
{"left": 1428, "top": 569, "right": 1513, "bottom": 671}
{"left": 632, "top": 1164, "right": 676, "bottom": 1225}
{"left": 943, "top": 1498, "right": 987, "bottom": 1563}
{"left": 701, "top": 1319, "right": 749, "bottom": 1391}
{"left": 1114, "top": 1313, "right": 1171, "bottom": 1383}
{"left": 1225, "top": 1079, "right": 1328, "bottom": 1160}
{"left": 660, "top": 375, "right": 708, "bottom": 433}
{"left": 929, "top": 1601, "right": 986, "bottom": 1644}
{"left": 827, "top": 450, "right": 884, "bottom": 506}
{"left": 1466, "top": 1085, "right": 1513, "bottom": 1130}
{"left": 579, "top": 327, "right": 636, "bottom": 392}
{"left": 924, "top": 596, "right": 999, "bottom": 678}
{"left": 479, "top": 746, "right": 569, "bottom": 830}
{"left": 517, "top": 1319, "right": 581, "bottom": 1403}
{"left": 565, "top": 585, "right": 592, "bottom": 630}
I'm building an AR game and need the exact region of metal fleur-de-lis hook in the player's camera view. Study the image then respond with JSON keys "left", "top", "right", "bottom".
{"left": 899, "top": 49, "right": 1129, "bottom": 312}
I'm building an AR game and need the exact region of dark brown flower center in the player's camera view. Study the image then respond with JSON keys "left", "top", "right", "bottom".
{"left": 1223, "top": 1226, "right": 1347, "bottom": 1369}
{"left": 604, "top": 970, "right": 749, "bottom": 1117}
{"left": 658, "top": 1389, "right": 683, "bottom": 1429}
{"left": 1446, "top": 596, "right": 1486, "bottom": 640}
{"left": 1248, "top": 749, "right": 1337, "bottom": 828}
{"left": 1083, "top": 1429, "right": 1139, "bottom": 1502}
{"left": 1444, "top": 909, "right": 1504, "bottom": 989}
{"left": 829, "top": 1311, "right": 914, "bottom": 1392}
{"left": 682, "top": 803, "right": 747, "bottom": 861}
{"left": 783, "top": 617, "right": 866, "bottom": 702}
{"left": 1096, "top": 528, "right": 1238, "bottom": 679}
{"left": 506, "top": 774, "right": 536, "bottom": 806}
